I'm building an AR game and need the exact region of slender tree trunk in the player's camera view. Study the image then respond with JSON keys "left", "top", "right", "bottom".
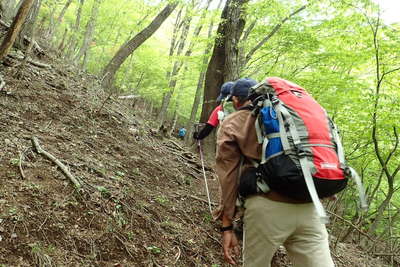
{"left": 185, "top": 0, "right": 221, "bottom": 145}
{"left": 48, "top": 0, "right": 73, "bottom": 42}
{"left": 0, "top": 0, "right": 34, "bottom": 61}
{"left": 45, "top": 2, "right": 57, "bottom": 38}
{"left": 154, "top": 6, "right": 183, "bottom": 125}
{"left": 82, "top": 48, "right": 89, "bottom": 68}
{"left": 158, "top": 1, "right": 208, "bottom": 127}
{"left": 157, "top": 9, "right": 192, "bottom": 126}
{"left": 169, "top": 63, "right": 189, "bottom": 137}
{"left": 169, "top": 107, "right": 178, "bottom": 137}
{"left": 65, "top": 0, "right": 85, "bottom": 59}
{"left": 101, "top": 2, "right": 178, "bottom": 90}
{"left": 58, "top": 28, "right": 68, "bottom": 52}
{"left": 149, "top": 101, "right": 154, "bottom": 116}
{"left": 75, "top": 0, "right": 102, "bottom": 65}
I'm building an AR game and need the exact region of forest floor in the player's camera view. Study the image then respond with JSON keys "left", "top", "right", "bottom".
{"left": 0, "top": 50, "right": 393, "bottom": 266}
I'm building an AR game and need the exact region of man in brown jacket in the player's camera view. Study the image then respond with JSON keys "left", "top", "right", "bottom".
{"left": 215, "top": 78, "right": 334, "bottom": 266}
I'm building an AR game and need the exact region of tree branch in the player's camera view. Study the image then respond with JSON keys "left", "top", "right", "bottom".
{"left": 31, "top": 136, "right": 81, "bottom": 189}
{"left": 244, "top": 5, "right": 307, "bottom": 66}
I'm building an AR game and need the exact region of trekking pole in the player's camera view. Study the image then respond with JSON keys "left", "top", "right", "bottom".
{"left": 196, "top": 134, "right": 213, "bottom": 214}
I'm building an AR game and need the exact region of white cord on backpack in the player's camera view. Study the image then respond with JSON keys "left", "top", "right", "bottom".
{"left": 349, "top": 167, "right": 368, "bottom": 210}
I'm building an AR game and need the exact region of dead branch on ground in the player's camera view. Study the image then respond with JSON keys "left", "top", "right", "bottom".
{"left": 18, "top": 149, "right": 27, "bottom": 179}
{"left": 31, "top": 136, "right": 81, "bottom": 189}
{"left": 118, "top": 95, "right": 140, "bottom": 99}
{"left": 7, "top": 51, "right": 50, "bottom": 68}
{"left": 186, "top": 194, "right": 217, "bottom": 206}
{"left": 94, "top": 89, "right": 114, "bottom": 115}
{"left": 0, "top": 74, "right": 5, "bottom": 90}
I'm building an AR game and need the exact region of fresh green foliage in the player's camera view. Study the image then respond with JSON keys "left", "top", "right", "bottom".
{"left": 146, "top": 245, "right": 162, "bottom": 254}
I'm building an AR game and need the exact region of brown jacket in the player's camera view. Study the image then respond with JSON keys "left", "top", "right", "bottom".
{"left": 214, "top": 108, "right": 261, "bottom": 221}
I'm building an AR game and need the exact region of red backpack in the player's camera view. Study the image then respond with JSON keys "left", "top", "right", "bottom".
{"left": 247, "top": 77, "right": 367, "bottom": 223}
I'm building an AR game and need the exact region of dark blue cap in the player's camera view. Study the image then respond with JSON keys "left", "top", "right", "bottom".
{"left": 217, "top": 81, "right": 234, "bottom": 102}
{"left": 228, "top": 78, "right": 257, "bottom": 101}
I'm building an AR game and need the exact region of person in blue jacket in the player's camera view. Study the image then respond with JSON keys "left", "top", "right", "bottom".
{"left": 178, "top": 127, "right": 187, "bottom": 140}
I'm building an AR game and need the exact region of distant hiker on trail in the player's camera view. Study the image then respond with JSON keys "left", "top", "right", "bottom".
{"left": 214, "top": 77, "right": 336, "bottom": 266}
{"left": 193, "top": 81, "right": 234, "bottom": 140}
{"left": 178, "top": 127, "right": 186, "bottom": 140}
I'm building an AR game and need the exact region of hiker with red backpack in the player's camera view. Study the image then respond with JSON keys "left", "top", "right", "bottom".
{"left": 193, "top": 81, "right": 234, "bottom": 140}
{"left": 215, "top": 77, "right": 367, "bottom": 266}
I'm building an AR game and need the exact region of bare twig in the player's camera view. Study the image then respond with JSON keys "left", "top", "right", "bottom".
{"left": 118, "top": 95, "right": 140, "bottom": 99}
{"left": 373, "top": 253, "right": 400, "bottom": 256}
{"left": 173, "top": 246, "right": 181, "bottom": 264}
{"left": 0, "top": 74, "right": 5, "bottom": 90}
{"left": 31, "top": 136, "right": 81, "bottom": 188}
{"left": 94, "top": 90, "right": 114, "bottom": 115}
{"left": 114, "top": 234, "right": 135, "bottom": 259}
{"left": 330, "top": 250, "right": 346, "bottom": 265}
{"left": 327, "top": 210, "right": 376, "bottom": 242}
{"left": 187, "top": 195, "right": 217, "bottom": 206}
{"left": 18, "top": 149, "right": 26, "bottom": 179}
{"left": 166, "top": 140, "right": 183, "bottom": 150}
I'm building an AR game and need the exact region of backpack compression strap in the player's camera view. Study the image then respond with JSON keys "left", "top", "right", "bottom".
{"left": 328, "top": 117, "right": 368, "bottom": 210}
{"left": 274, "top": 100, "right": 330, "bottom": 224}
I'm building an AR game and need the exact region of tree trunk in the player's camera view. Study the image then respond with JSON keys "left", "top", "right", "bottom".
{"left": 101, "top": 2, "right": 178, "bottom": 90}
{"left": 75, "top": 0, "right": 101, "bottom": 65}
{"left": 185, "top": 0, "right": 222, "bottom": 145}
{"left": 58, "top": 28, "right": 68, "bottom": 52}
{"left": 16, "top": 0, "right": 40, "bottom": 75}
{"left": 65, "top": 0, "right": 85, "bottom": 59}
{"left": 48, "top": 0, "right": 73, "bottom": 42}
{"left": 157, "top": 9, "right": 192, "bottom": 126}
{"left": 223, "top": 1, "right": 246, "bottom": 81}
{"left": 17, "top": 0, "right": 40, "bottom": 49}
{"left": 169, "top": 63, "right": 190, "bottom": 137}
{"left": 201, "top": 0, "right": 247, "bottom": 122}
{"left": 0, "top": 0, "right": 34, "bottom": 61}
{"left": 200, "top": 0, "right": 248, "bottom": 155}
{"left": 154, "top": 6, "right": 184, "bottom": 125}
{"left": 158, "top": 0, "right": 210, "bottom": 127}
{"left": 45, "top": 2, "right": 57, "bottom": 38}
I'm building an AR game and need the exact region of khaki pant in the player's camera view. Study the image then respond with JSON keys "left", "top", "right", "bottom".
{"left": 243, "top": 196, "right": 335, "bottom": 267}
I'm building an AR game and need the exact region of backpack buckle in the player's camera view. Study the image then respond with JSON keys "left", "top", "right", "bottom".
{"left": 271, "top": 96, "right": 279, "bottom": 105}
{"left": 295, "top": 145, "right": 307, "bottom": 157}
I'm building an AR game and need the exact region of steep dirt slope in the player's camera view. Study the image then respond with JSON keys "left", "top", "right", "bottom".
{"left": 0, "top": 57, "right": 225, "bottom": 266}
{"left": 0, "top": 55, "right": 390, "bottom": 266}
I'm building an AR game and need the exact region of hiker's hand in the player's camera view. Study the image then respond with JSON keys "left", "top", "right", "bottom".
{"left": 222, "top": 230, "right": 240, "bottom": 265}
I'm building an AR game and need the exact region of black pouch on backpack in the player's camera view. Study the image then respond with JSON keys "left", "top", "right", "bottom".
{"left": 238, "top": 167, "right": 260, "bottom": 198}
{"left": 260, "top": 154, "right": 348, "bottom": 201}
